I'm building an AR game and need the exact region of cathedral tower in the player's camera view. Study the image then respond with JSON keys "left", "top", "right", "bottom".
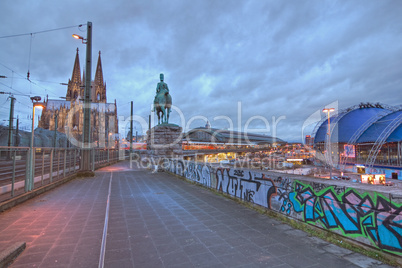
{"left": 66, "top": 48, "right": 82, "bottom": 101}
{"left": 38, "top": 48, "right": 118, "bottom": 148}
{"left": 93, "top": 51, "right": 106, "bottom": 103}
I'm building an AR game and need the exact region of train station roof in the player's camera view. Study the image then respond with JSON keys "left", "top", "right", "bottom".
{"left": 184, "top": 127, "right": 286, "bottom": 145}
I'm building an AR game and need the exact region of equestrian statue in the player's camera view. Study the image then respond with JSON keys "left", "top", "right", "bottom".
{"left": 153, "top": 73, "right": 172, "bottom": 124}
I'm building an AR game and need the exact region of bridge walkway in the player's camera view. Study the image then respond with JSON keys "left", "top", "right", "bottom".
{"left": 0, "top": 161, "right": 394, "bottom": 267}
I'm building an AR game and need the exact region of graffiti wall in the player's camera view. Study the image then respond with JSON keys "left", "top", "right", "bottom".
{"left": 165, "top": 160, "right": 402, "bottom": 256}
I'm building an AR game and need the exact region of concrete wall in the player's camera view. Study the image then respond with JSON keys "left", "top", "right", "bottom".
{"left": 163, "top": 159, "right": 402, "bottom": 257}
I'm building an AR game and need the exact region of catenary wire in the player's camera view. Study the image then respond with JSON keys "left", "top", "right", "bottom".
{"left": 0, "top": 24, "right": 86, "bottom": 39}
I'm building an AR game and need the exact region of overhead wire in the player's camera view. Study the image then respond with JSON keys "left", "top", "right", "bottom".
{"left": 0, "top": 99, "right": 9, "bottom": 114}
{"left": 27, "top": 33, "right": 33, "bottom": 80}
{"left": 0, "top": 81, "right": 28, "bottom": 96}
{"left": 0, "top": 23, "right": 87, "bottom": 130}
{"left": 0, "top": 62, "right": 26, "bottom": 79}
{"left": 0, "top": 98, "right": 9, "bottom": 106}
{"left": 0, "top": 61, "right": 60, "bottom": 97}
{"left": 0, "top": 24, "right": 86, "bottom": 39}
{"left": 0, "top": 23, "right": 86, "bottom": 97}
{"left": 15, "top": 100, "right": 31, "bottom": 108}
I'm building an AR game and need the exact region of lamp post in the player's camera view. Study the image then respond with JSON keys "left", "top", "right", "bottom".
{"left": 73, "top": 21, "right": 94, "bottom": 176}
{"left": 130, "top": 101, "right": 133, "bottom": 158}
{"left": 25, "top": 96, "right": 44, "bottom": 192}
{"left": 53, "top": 110, "right": 58, "bottom": 148}
{"left": 7, "top": 95, "right": 15, "bottom": 148}
{"left": 322, "top": 108, "right": 335, "bottom": 179}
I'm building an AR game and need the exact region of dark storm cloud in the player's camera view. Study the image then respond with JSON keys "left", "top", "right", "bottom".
{"left": 1, "top": 0, "right": 401, "bottom": 141}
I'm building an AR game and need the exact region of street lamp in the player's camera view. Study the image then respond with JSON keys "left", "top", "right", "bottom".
{"left": 72, "top": 34, "right": 87, "bottom": 44}
{"left": 73, "top": 21, "right": 94, "bottom": 176}
{"left": 322, "top": 108, "right": 335, "bottom": 135}
{"left": 25, "top": 96, "right": 44, "bottom": 191}
{"left": 322, "top": 108, "right": 335, "bottom": 179}
{"left": 53, "top": 110, "right": 59, "bottom": 148}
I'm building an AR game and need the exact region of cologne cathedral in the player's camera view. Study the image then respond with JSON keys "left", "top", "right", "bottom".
{"left": 38, "top": 48, "right": 118, "bottom": 148}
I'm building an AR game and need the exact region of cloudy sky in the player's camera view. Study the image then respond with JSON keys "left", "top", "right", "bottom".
{"left": 1, "top": 0, "right": 401, "bottom": 142}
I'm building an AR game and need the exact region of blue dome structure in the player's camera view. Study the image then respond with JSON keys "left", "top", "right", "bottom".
{"left": 314, "top": 107, "right": 394, "bottom": 143}
{"left": 356, "top": 110, "right": 402, "bottom": 143}
{"left": 313, "top": 103, "right": 402, "bottom": 169}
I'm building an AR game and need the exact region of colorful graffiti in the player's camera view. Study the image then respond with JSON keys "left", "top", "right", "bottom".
{"left": 273, "top": 176, "right": 293, "bottom": 214}
{"left": 215, "top": 168, "right": 277, "bottom": 209}
{"left": 184, "top": 162, "right": 212, "bottom": 187}
{"left": 165, "top": 160, "right": 402, "bottom": 255}
{"left": 289, "top": 181, "right": 402, "bottom": 254}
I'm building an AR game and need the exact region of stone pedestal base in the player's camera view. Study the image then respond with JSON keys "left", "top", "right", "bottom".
{"left": 146, "top": 124, "right": 183, "bottom": 164}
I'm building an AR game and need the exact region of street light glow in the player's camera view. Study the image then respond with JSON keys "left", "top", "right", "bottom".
{"left": 72, "top": 34, "right": 83, "bottom": 40}
{"left": 72, "top": 34, "right": 87, "bottom": 44}
{"left": 322, "top": 108, "right": 335, "bottom": 113}
{"left": 33, "top": 103, "right": 45, "bottom": 109}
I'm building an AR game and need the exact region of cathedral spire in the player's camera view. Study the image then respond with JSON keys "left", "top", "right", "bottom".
{"left": 94, "top": 51, "right": 106, "bottom": 102}
{"left": 71, "top": 48, "right": 81, "bottom": 84}
{"left": 94, "top": 51, "right": 104, "bottom": 86}
{"left": 66, "top": 48, "right": 82, "bottom": 100}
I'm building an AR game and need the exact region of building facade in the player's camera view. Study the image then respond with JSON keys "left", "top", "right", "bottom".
{"left": 39, "top": 49, "right": 118, "bottom": 148}
{"left": 183, "top": 122, "right": 286, "bottom": 150}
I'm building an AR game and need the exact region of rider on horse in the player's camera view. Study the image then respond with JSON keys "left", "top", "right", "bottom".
{"left": 153, "top": 73, "right": 172, "bottom": 124}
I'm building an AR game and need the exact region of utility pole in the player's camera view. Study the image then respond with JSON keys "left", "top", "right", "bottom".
{"left": 8, "top": 96, "right": 16, "bottom": 148}
{"left": 78, "top": 21, "right": 93, "bottom": 175}
{"left": 53, "top": 112, "right": 58, "bottom": 148}
{"left": 15, "top": 116, "right": 19, "bottom": 146}
{"left": 323, "top": 108, "right": 335, "bottom": 179}
{"left": 130, "top": 101, "right": 133, "bottom": 157}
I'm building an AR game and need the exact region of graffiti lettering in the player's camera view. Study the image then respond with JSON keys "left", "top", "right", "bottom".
{"left": 312, "top": 182, "right": 345, "bottom": 195}
{"left": 234, "top": 170, "right": 244, "bottom": 177}
{"left": 289, "top": 181, "right": 402, "bottom": 254}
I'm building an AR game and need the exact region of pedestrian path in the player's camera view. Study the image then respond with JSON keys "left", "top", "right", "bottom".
{"left": 0, "top": 161, "right": 396, "bottom": 267}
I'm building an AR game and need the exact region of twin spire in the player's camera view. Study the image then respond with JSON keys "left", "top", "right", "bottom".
{"left": 71, "top": 48, "right": 104, "bottom": 86}
{"left": 68, "top": 48, "right": 105, "bottom": 102}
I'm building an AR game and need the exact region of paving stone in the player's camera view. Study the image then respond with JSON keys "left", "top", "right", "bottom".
{"left": 104, "top": 258, "right": 133, "bottom": 268}
{"left": 323, "top": 243, "right": 354, "bottom": 257}
{"left": 188, "top": 251, "right": 222, "bottom": 267}
{"left": 343, "top": 253, "right": 395, "bottom": 268}
{"left": 155, "top": 241, "right": 182, "bottom": 255}
{"left": 158, "top": 250, "right": 191, "bottom": 267}
{"left": 278, "top": 252, "right": 320, "bottom": 267}
{"left": 264, "top": 243, "right": 295, "bottom": 257}
{"left": 218, "top": 252, "right": 254, "bottom": 267}
{"left": 104, "top": 248, "right": 132, "bottom": 261}
{"left": 246, "top": 254, "right": 286, "bottom": 267}
{"left": 208, "top": 243, "right": 237, "bottom": 257}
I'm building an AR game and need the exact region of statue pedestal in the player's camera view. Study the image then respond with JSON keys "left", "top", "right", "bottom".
{"left": 146, "top": 124, "right": 183, "bottom": 165}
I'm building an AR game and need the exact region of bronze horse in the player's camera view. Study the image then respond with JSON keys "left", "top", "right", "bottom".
{"left": 154, "top": 87, "right": 172, "bottom": 124}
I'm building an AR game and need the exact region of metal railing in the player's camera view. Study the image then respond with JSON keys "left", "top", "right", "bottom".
{"left": 92, "top": 148, "right": 120, "bottom": 170}
{"left": 0, "top": 147, "right": 120, "bottom": 202}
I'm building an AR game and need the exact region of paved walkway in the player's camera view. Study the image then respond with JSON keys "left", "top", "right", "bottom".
{"left": 0, "top": 161, "right": 396, "bottom": 267}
